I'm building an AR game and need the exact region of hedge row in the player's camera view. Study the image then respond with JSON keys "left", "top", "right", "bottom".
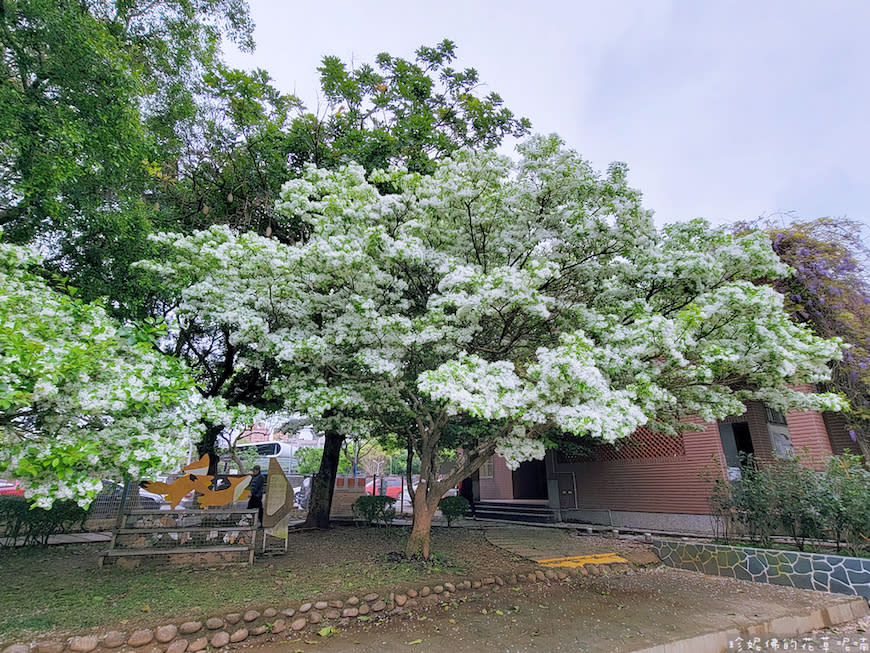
{"left": 707, "top": 453, "right": 870, "bottom": 555}
{"left": 0, "top": 495, "right": 89, "bottom": 546}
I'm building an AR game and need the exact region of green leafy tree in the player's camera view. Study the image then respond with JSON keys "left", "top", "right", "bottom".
{"left": 296, "top": 447, "right": 351, "bottom": 475}
{"left": 821, "top": 453, "right": 870, "bottom": 555}
{"left": 0, "top": 0, "right": 275, "bottom": 477}
{"left": 766, "top": 455, "right": 825, "bottom": 551}
{"left": 310, "top": 39, "right": 531, "bottom": 174}
{"left": 0, "top": 0, "right": 254, "bottom": 317}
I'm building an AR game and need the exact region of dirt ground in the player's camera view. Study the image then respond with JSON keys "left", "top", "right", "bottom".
{"left": 3, "top": 523, "right": 867, "bottom": 651}
{"left": 249, "top": 565, "right": 865, "bottom": 653}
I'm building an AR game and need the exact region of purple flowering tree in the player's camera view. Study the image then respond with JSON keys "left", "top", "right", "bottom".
{"left": 747, "top": 217, "right": 870, "bottom": 458}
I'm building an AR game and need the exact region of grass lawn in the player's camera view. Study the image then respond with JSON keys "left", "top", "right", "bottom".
{"left": 0, "top": 524, "right": 532, "bottom": 643}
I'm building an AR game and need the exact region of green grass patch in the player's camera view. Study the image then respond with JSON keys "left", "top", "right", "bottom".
{"left": 0, "top": 524, "right": 530, "bottom": 643}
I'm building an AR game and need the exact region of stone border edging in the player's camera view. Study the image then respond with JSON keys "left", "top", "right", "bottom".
{"left": 631, "top": 596, "right": 870, "bottom": 653}
{"left": 3, "top": 563, "right": 638, "bottom": 653}
{"left": 654, "top": 539, "right": 870, "bottom": 602}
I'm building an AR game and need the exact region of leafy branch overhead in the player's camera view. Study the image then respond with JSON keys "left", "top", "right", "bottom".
{"left": 316, "top": 39, "right": 531, "bottom": 174}
{"left": 0, "top": 236, "right": 205, "bottom": 507}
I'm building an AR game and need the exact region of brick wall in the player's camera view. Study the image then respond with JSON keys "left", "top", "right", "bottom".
{"left": 478, "top": 397, "right": 838, "bottom": 516}
{"left": 479, "top": 455, "right": 514, "bottom": 500}
{"left": 786, "top": 408, "right": 833, "bottom": 469}
{"left": 329, "top": 476, "right": 366, "bottom": 517}
{"left": 562, "top": 422, "right": 725, "bottom": 515}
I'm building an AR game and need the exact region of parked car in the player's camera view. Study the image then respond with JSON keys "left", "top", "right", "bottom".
{"left": 90, "top": 480, "right": 164, "bottom": 513}
{"left": 365, "top": 476, "right": 406, "bottom": 499}
{"left": 367, "top": 476, "right": 455, "bottom": 502}
{"left": 293, "top": 477, "right": 311, "bottom": 510}
{"left": 0, "top": 479, "right": 23, "bottom": 496}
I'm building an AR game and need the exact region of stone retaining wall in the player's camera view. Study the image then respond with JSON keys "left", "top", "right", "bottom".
{"left": 654, "top": 539, "right": 870, "bottom": 602}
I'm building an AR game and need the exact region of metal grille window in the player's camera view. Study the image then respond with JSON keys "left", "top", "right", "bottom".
{"left": 558, "top": 426, "right": 685, "bottom": 463}
{"left": 764, "top": 404, "right": 788, "bottom": 425}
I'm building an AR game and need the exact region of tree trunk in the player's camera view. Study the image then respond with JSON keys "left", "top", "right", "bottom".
{"left": 303, "top": 428, "right": 344, "bottom": 529}
{"left": 854, "top": 429, "right": 870, "bottom": 464}
{"left": 198, "top": 422, "right": 224, "bottom": 475}
{"left": 405, "top": 490, "right": 441, "bottom": 559}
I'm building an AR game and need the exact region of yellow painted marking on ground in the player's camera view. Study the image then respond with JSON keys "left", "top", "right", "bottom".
{"left": 536, "top": 553, "right": 628, "bottom": 568}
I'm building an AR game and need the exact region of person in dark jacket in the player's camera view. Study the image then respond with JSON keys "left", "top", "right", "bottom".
{"left": 248, "top": 465, "right": 265, "bottom": 527}
{"left": 459, "top": 477, "right": 475, "bottom": 518}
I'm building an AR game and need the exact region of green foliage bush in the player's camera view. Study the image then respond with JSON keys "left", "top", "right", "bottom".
{"left": 296, "top": 447, "right": 352, "bottom": 475}
{"left": 438, "top": 496, "right": 469, "bottom": 527}
{"left": 766, "top": 456, "right": 826, "bottom": 551}
{"left": 821, "top": 453, "right": 870, "bottom": 555}
{"left": 0, "top": 496, "right": 88, "bottom": 547}
{"left": 706, "top": 453, "right": 870, "bottom": 554}
{"left": 351, "top": 495, "right": 396, "bottom": 526}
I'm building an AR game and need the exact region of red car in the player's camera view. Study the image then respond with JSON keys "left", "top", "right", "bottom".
{"left": 365, "top": 476, "right": 405, "bottom": 499}
{"left": 0, "top": 479, "right": 24, "bottom": 496}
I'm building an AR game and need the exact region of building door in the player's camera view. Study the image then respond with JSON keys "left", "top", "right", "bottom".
{"left": 718, "top": 422, "right": 755, "bottom": 480}
{"left": 556, "top": 473, "right": 577, "bottom": 509}
{"left": 511, "top": 459, "right": 548, "bottom": 499}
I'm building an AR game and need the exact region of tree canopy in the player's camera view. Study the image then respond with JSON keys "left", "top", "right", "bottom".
{"left": 309, "top": 38, "right": 531, "bottom": 174}
{"left": 145, "top": 136, "right": 845, "bottom": 556}
{"left": 296, "top": 447, "right": 351, "bottom": 475}
{"left": 140, "top": 40, "right": 532, "bottom": 517}
{"left": 0, "top": 0, "right": 254, "bottom": 316}
{"left": 0, "top": 6, "right": 533, "bottom": 519}
{"left": 0, "top": 236, "right": 203, "bottom": 507}
{"left": 750, "top": 217, "right": 870, "bottom": 456}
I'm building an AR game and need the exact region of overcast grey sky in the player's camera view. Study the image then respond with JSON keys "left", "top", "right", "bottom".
{"left": 224, "top": 0, "right": 870, "bottom": 233}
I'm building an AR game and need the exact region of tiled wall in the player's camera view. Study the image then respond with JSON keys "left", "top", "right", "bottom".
{"left": 654, "top": 539, "right": 870, "bottom": 602}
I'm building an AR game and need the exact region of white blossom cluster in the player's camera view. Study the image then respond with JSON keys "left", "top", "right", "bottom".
{"left": 496, "top": 428, "right": 547, "bottom": 470}
{"left": 0, "top": 237, "right": 204, "bottom": 507}
{"left": 144, "top": 134, "right": 845, "bottom": 476}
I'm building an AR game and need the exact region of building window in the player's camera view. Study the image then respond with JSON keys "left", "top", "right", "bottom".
{"left": 479, "top": 457, "right": 494, "bottom": 479}
{"left": 763, "top": 403, "right": 794, "bottom": 457}
{"left": 764, "top": 404, "right": 788, "bottom": 425}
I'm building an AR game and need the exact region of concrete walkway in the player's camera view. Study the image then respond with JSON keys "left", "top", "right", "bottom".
{"left": 480, "top": 524, "right": 870, "bottom": 652}
{"left": 484, "top": 524, "right": 660, "bottom": 567}
{"left": 4, "top": 531, "right": 111, "bottom": 547}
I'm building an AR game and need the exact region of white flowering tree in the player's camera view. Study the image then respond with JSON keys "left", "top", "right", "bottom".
{"left": 0, "top": 238, "right": 203, "bottom": 508}
{"left": 147, "top": 135, "right": 844, "bottom": 557}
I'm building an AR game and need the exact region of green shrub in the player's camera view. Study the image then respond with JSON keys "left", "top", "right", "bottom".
{"left": 351, "top": 495, "right": 396, "bottom": 526}
{"left": 703, "top": 452, "right": 870, "bottom": 553}
{"left": 765, "top": 456, "right": 825, "bottom": 551}
{"left": 438, "top": 496, "right": 469, "bottom": 527}
{"left": 0, "top": 496, "right": 88, "bottom": 547}
{"left": 705, "top": 475, "right": 738, "bottom": 542}
{"left": 821, "top": 453, "right": 870, "bottom": 555}
{"left": 729, "top": 455, "right": 777, "bottom": 547}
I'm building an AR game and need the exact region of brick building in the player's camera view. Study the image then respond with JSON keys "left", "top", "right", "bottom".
{"left": 477, "top": 392, "right": 847, "bottom": 534}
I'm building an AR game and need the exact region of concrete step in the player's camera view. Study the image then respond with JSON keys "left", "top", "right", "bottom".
{"left": 474, "top": 502, "right": 556, "bottom": 523}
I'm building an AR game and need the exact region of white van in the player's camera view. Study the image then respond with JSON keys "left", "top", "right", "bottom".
{"left": 220, "top": 442, "right": 296, "bottom": 475}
